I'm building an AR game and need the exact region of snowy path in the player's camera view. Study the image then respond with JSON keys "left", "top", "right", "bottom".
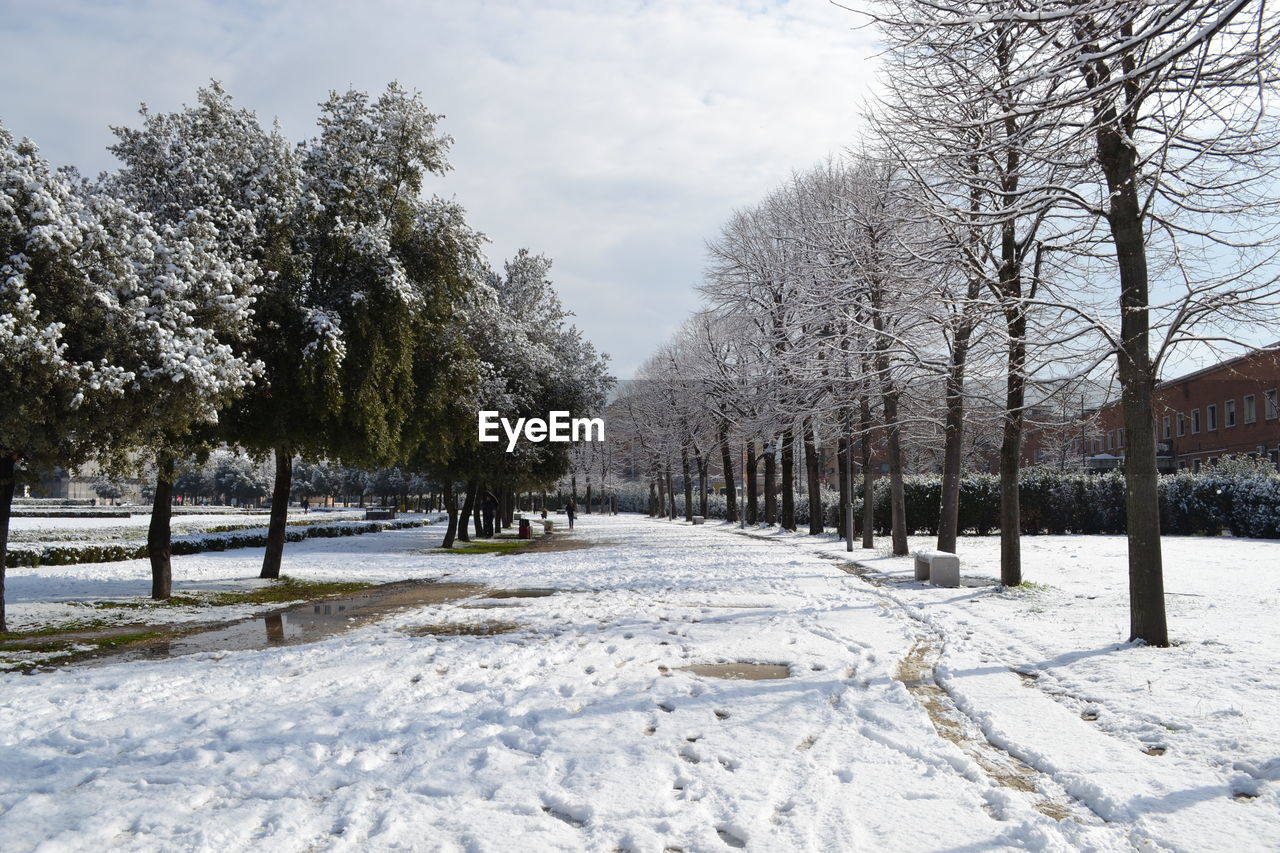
{"left": 1, "top": 516, "right": 1271, "bottom": 851}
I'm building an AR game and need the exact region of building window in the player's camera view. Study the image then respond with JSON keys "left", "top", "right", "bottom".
{"left": 1193, "top": 458, "right": 1202, "bottom": 473}
{"left": 1178, "top": 459, "right": 1188, "bottom": 470}
{"left": 1206, "top": 404, "right": 1217, "bottom": 431}
{"left": 1191, "top": 408, "right": 1201, "bottom": 434}
{"left": 1177, "top": 413, "right": 1186, "bottom": 437}
{"left": 1162, "top": 415, "right": 1171, "bottom": 439}
{"left": 1266, "top": 389, "right": 1278, "bottom": 420}
{"left": 1207, "top": 456, "right": 1217, "bottom": 467}
{"left": 1118, "top": 428, "right": 1125, "bottom": 448}
{"left": 1245, "top": 394, "right": 1257, "bottom": 423}
{"left": 1226, "top": 399, "right": 1236, "bottom": 428}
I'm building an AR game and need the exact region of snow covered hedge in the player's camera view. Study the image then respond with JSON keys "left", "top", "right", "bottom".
{"left": 613, "top": 458, "right": 1280, "bottom": 539}
{"left": 5, "top": 519, "right": 425, "bottom": 568}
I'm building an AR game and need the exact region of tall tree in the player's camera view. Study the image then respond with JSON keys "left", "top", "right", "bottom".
{"left": 107, "top": 83, "right": 293, "bottom": 597}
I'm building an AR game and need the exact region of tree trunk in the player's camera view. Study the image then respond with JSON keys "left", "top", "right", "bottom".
{"left": 665, "top": 467, "right": 676, "bottom": 519}
{"left": 0, "top": 453, "right": 15, "bottom": 632}
{"left": 719, "top": 423, "right": 737, "bottom": 523}
{"left": 745, "top": 442, "right": 758, "bottom": 525}
{"left": 837, "top": 434, "right": 850, "bottom": 540}
{"left": 884, "top": 394, "right": 908, "bottom": 556}
{"left": 648, "top": 480, "right": 657, "bottom": 516}
{"left": 681, "top": 446, "right": 694, "bottom": 522}
{"left": 149, "top": 452, "right": 176, "bottom": 599}
{"left": 698, "top": 457, "right": 709, "bottom": 517}
{"left": 458, "top": 479, "right": 478, "bottom": 542}
{"left": 804, "top": 420, "right": 822, "bottom": 535}
{"left": 780, "top": 428, "right": 795, "bottom": 531}
{"left": 999, "top": 327, "right": 1026, "bottom": 586}
{"left": 260, "top": 450, "right": 293, "bottom": 579}
{"left": 860, "top": 394, "right": 876, "bottom": 549}
{"left": 584, "top": 483, "right": 592, "bottom": 515}
{"left": 442, "top": 480, "right": 459, "bottom": 547}
{"left": 1099, "top": 117, "right": 1167, "bottom": 645}
{"left": 937, "top": 308, "right": 977, "bottom": 554}
{"left": 763, "top": 441, "right": 777, "bottom": 525}
{"left": 656, "top": 472, "right": 666, "bottom": 520}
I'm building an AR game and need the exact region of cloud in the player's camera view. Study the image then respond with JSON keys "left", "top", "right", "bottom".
{"left": 0, "top": 0, "right": 880, "bottom": 376}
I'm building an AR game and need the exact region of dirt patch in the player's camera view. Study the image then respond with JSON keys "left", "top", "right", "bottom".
{"left": 404, "top": 620, "right": 520, "bottom": 637}
{"left": 504, "top": 535, "right": 599, "bottom": 555}
{"left": 896, "top": 638, "right": 1071, "bottom": 821}
{"left": 679, "top": 662, "right": 790, "bottom": 680}
{"left": 484, "top": 588, "right": 558, "bottom": 599}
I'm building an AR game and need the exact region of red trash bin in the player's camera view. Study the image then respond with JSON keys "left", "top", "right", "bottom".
{"left": 518, "top": 518, "right": 532, "bottom": 539}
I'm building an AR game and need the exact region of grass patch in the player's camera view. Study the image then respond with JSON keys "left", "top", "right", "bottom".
{"left": 0, "top": 617, "right": 125, "bottom": 641}
{"left": 90, "top": 576, "right": 377, "bottom": 611}
{"left": 442, "top": 539, "right": 529, "bottom": 555}
{"left": 0, "top": 629, "right": 174, "bottom": 671}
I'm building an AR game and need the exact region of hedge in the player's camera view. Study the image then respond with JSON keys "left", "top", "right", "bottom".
{"left": 5, "top": 519, "right": 426, "bottom": 568}
{"left": 615, "top": 457, "right": 1280, "bottom": 540}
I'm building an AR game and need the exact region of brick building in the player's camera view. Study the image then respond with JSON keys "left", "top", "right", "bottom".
{"left": 1089, "top": 346, "right": 1280, "bottom": 473}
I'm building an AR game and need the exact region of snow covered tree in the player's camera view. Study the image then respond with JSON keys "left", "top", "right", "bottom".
{"left": 107, "top": 82, "right": 291, "bottom": 597}
{"left": 214, "top": 83, "right": 479, "bottom": 577}
{"left": 437, "top": 250, "right": 611, "bottom": 544}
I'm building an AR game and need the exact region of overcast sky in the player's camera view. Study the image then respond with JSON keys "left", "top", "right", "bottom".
{"left": 0, "top": 0, "right": 879, "bottom": 378}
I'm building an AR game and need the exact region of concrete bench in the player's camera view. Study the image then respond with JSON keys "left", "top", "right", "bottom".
{"left": 365, "top": 509, "right": 396, "bottom": 521}
{"left": 542, "top": 520, "right": 554, "bottom": 533}
{"left": 691, "top": 516, "right": 705, "bottom": 525}
{"left": 914, "top": 550, "right": 960, "bottom": 587}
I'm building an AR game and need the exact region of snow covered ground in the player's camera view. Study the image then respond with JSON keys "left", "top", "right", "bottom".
{"left": 1, "top": 514, "right": 1276, "bottom": 852}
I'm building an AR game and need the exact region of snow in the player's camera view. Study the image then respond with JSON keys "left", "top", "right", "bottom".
{"left": 1, "top": 514, "right": 1276, "bottom": 852}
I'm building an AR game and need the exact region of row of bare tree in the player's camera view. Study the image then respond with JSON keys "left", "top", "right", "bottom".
{"left": 610, "top": 1, "right": 1280, "bottom": 646}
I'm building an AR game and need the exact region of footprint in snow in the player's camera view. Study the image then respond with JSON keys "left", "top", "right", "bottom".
{"left": 714, "top": 710, "right": 730, "bottom": 721}
{"left": 716, "top": 828, "right": 747, "bottom": 848}
{"left": 542, "top": 806, "right": 585, "bottom": 828}
{"left": 657, "top": 701, "right": 675, "bottom": 713}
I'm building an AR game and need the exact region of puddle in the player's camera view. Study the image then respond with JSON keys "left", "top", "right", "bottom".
{"left": 109, "top": 580, "right": 486, "bottom": 661}
{"left": 895, "top": 638, "right": 1071, "bottom": 821}
{"left": 678, "top": 662, "right": 790, "bottom": 680}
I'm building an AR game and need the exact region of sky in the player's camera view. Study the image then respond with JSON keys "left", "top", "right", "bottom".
{"left": 0, "top": 0, "right": 880, "bottom": 379}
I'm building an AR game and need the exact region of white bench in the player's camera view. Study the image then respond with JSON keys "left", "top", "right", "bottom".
{"left": 691, "top": 516, "right": 705, "bottom": 525}
{"left": 914, "top": 550, "right": 960, "bottom": 588}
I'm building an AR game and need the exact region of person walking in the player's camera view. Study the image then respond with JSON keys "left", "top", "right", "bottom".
{"left": 481, "top": 491, "right": 499, "bottom": 538}
{"left": 564, "top": 499, "right": 576, "bottom": 530}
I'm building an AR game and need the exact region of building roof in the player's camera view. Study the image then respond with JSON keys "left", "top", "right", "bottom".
{"left": 1156, "top": 342, "right": 1280, "bottom": 390}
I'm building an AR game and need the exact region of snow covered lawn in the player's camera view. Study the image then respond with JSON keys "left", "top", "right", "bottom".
{"left": 0, "top": 515, "right": 1275, "bottom": 851}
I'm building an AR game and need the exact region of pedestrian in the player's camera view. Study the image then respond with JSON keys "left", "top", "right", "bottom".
{"left": 302, "top": 496, "right": 310, "bottom": 514}
{"left": 564, "top": 499, "right": 576, "bottom": 530}
{"left": 481, "top": 491, "right": 499, "bottom": 537}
